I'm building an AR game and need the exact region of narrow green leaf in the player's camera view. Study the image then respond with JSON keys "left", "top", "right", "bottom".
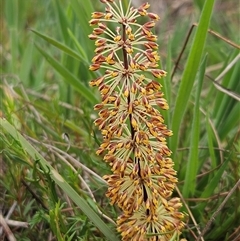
{"left": 206, "top": 114, "right": 217, "bottom": 168}
{"left": 5, "top": 0, "right": 18, "bottom": 27}
{"left": 212, "top": 50, "right": 238, "bottom": 119}
{"left": 0, "top": 118, "right": 119, "bottom": 241}
{"left": 69, "top": 0, "right": 94, "bottom": 54}
{"left": 5, "top": 0, "right": 19, "bottom": 73}
{"left": 70, "top": 0, "right": 93, "bottom": 36}
{"left": 19, "top": 41, "right": 33, "bottom": 85}
{"left": 182, "top": 54, "right": 207, "bottom": 198}
{"left": 214, "top": 59, "right": 240, "bottom": 134}
{"left": 67, "top": 28, "right": 89, "bottom": 65}
{"left": 35, "top": 61, "right": 45, "bottom": 89}
{"left": 207, "top": 212, "right": 239, "bottom": 240}
{"left": 5, "top": 0, "right": 18, "bottom": 73}
{"left": 161, "top": 40, "right": 172, "bottom": 126}
{"left": 170, "top": 0, "right": 216, "bottom": 165}
{"left": 50, "top": 206, "right": 65, "bottom": 241}
{"left": 218, "top": 102, "right": 240, "bottom": 139}
{"left": 52, "top": 0, "right": 70, "bottom": 43}
{"left": 197, "top": 158, "right": 230, "bottom": 212}
{"left": 10, "top": 29, "right": 18, "bottom": 73}
{"left": 64, "top": 120, "right": 89, "bottom": 138}
{"left": 34, "top": 44, "right": 98, "bottom": 104}
{"left": 31, "top": 29, "right": 83, "bottom": 63}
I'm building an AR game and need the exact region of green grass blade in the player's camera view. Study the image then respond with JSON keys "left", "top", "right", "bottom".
{"left": 69, "top": 0, "right": 93, "bottom": 30}
{"left": 5, "top": 0, "right": 18, "bottom": 27}
{"left": 212, "top": 50, "right": 238, "bottom": 119}
{"left": 34, "top": 44, "right": 98, "bottom": 104}
{"left": 52, "top": 0, "right": 70, "bottom": 43}
{"left": 214, "top": 59, "right": 240, "bottom": 137}
{"left": 31, "top": 29, "right": 84, "bottom": 63}
{"left": 35, "top": 60, "right": 45, "bottom": 89}
{"left": 19, "top": 41, "right": 34, "bottom": 85}
{"left": 207, "top": 212, "right": 239, "bottom": 240}
{"left": 0, "top": 118, "right": 119, "bottom": 241}
{"left": 218, "top": 102, "right": 240, "bottom": 139}
{"left": 197, "top": 158, "right": 230, "bottom": 212}
{"left": 161, "top": 41, "right": 172, "bottom": 127}
{"left": 69, "top": 0, "right": 94, "bottom": 54}
{"left": 182, "top": 54, "right": 207, "bottom": 198}
{"left": 5, "top": 0, "right": 18, "bottom": 73}
{"left": 67, "top": 28, "right": 89, "bottom": 65}
{"left": 206, "top": 115, "right": 217, "bottom": 168}
{"left": 170, "top": 0, "right": 216, "bottom": 164}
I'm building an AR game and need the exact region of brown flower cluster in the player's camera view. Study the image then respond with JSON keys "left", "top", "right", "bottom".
{"left": 89, "top": 0, "right": 184, "bottom": 240}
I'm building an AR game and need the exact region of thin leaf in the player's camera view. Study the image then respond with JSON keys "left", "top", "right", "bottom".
{"left": 161, "top": 40, "right": 172, "bottom": 126}
{"left": 206, "top": 114, "right": 217, "bottom": 168}
{"left": 19, "top": 41, "right": 34, "bottom": 85}
{"left": 31, "top": 29, "right": 84, "bottom": 63}
{"left": 182, "top": 54, "right": 207, "bottom": 198}
{"left": 170, "top": 0, "right": 216, "bottom": 165}
{"left": 5, "top": 0, "right": 18, "bottom": 73}
{"left": 197, "top": 158, "right": 230, "bottom": 212}
{"left": 67, "top": 28, "right": 89, "bottom": 65}
{"left": 207, "top": 211, "right": 239, "bottom": 240}
{"left": 218, "top": 102, "right": 240, "bottom": 139}
{"left": 214, "top": 59, "right": 240, "bottom": 137}
{"left": 212, "top": 50, "right": 239, "bottom": 118}
{"left": 52, "top": 0, "right": 70, "bottom": 43}
{"left": 69, "top": 0, "right": 94, "bottom": 54}
{"left": 34, "top": 44, "right": 98, "bottom": 104}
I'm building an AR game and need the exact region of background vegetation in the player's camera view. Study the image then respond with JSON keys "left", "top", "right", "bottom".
{"left": 1, "top": 0, "right": 239, "bottom": 240}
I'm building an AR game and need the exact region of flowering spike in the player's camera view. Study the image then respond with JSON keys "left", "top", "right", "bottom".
{"left": 89, "top": 1, "right": 184, "bottom": 240}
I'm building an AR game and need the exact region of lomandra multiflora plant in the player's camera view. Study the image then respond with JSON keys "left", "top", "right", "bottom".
{"left": 89, "top": 0, "right": 185, "bottom": 240}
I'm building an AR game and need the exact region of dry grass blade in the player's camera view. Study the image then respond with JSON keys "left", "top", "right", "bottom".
{"left": 25, "top": 136, "right": 106, "bottom": 184}
{"left": 176, "top": 186, "right": 205, "bottom": 241}
{"left": 212, "top": 80, "right": 240, "bottom": 101}
{"left": 210, "top": 53, "right": 240, "bottom": 101}
{"left": 196, "top": 179, "right": 240, "bottom": 241}
{"left": 172, "top": 23, "right": 240, "bottom": 79}
{"left": 4, "top": 220, "right": 29, "bottom": 229}
{"left": 0, "top": 214, "right": 17, "bottom": 241}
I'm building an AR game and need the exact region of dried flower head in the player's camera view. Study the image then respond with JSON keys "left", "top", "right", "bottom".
{"left": 89, "top": 0, "right": 184, "bottom": 240}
